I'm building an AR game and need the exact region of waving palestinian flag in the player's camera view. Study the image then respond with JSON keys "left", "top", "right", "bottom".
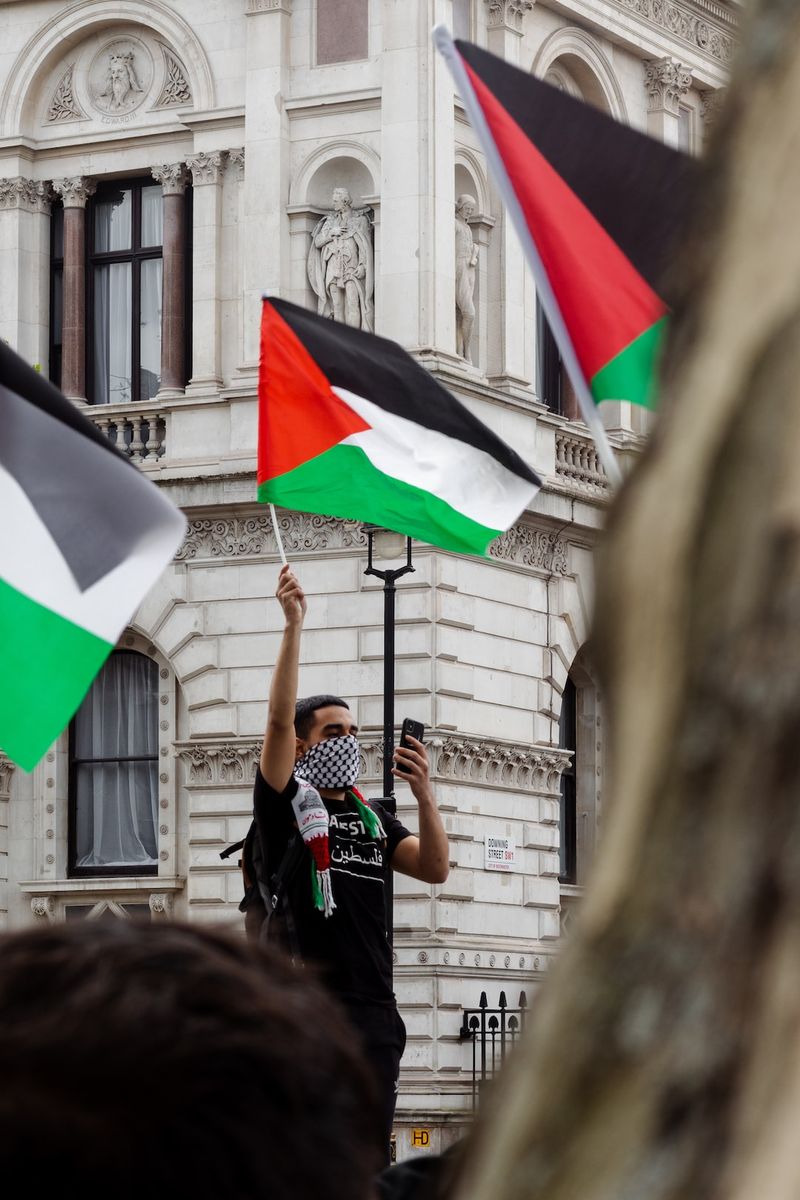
{"left": 0, "top": 344, "right": 186, "bottom": 770}
{"left": 258, "top": 298, "right": 540, "bottom": 556}
{"left": 435, "top": 29, "right": 697, "bottom": 414}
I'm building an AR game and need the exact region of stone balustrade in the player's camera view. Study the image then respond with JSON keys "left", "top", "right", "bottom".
{"left": 554, "top": 429, "right": 611, "bottom": 494}
{"left": 88, "top": 404, "right": 167, "bottom": 463}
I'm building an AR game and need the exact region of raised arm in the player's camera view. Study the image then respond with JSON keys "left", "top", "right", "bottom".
{"left": 259, "top": 565, "right": 307, "bottom": 791}
{"left": 390, "top": 737, "right": 450, "bottom": 885}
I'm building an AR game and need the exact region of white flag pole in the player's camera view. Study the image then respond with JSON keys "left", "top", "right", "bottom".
{"left": 269, "top": 503, "right": 288, "bottom": 566}
{"left": 432, "top": 25, "right": 622, "bottom": 488}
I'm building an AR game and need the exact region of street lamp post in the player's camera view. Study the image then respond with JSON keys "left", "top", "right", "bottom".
{"left": 363, "top": 527, "right": 415, "bottom": 945}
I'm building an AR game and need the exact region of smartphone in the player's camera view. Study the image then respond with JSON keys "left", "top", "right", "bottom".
{"left": 397, "top": 718, "right": 425, "bottom": 772}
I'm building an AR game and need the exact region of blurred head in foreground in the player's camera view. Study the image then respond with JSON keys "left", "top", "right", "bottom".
{"left": 0, "top": 921, "right": 380, "bottom": 1199}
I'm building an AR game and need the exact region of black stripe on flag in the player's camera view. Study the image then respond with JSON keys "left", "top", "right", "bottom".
{"left": 454, "top": 40, "right": 698, "bottom": 300}
{"left": 269, "top": 299, "right": 541, "bottom": 488}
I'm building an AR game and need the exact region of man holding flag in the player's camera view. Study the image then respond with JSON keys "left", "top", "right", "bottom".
{"left": 251, "top": 562, "right": 450, "bottom": 1166}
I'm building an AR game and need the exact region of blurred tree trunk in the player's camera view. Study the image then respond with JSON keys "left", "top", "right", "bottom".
{"left": 459, "top": 2, "right": 800, "bottom": 1198}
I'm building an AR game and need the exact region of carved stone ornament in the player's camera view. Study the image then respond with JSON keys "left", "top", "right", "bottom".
{"left": 228, "top": 148, "right": 245, "bottom": 180}
{"left": 246, "top": 0, "right": 293, "bottom": 11}
{"left": 178, "top": 742, "right": 263, "bottom": 785}
{"left": 489, "top": 524, "right": 569, "bottom": 574}
{"left": 644, "top": 58, "right": 693, "bottom": 115}
{"left": 0, "top": 753, "right": 15, "bottom": 797}
{"left": 31, "top": 895, "right": 56, "bottom": 921}
{"left": 186, "top": 151, "right": 227, "bottom": 186}
{"left": 307, "top": 188, "right": 374, "bottom": 332}
{"left": 619, "top": 0, "right": 735, "bottom": 64}
{"left": 149, "top": 892, "right": 174, "bottom": 916}
{"left": 485, "top": 0, "right": 535, "bottom": 32}
{"left": 154, "top": 45, "right": 192, "bottom": 108}
{"left": 52, "top": 176, "right": 97, "bottom": 209}
{"left": 176, "top": 513, "right": 368, "bottom": 561}
{"left": 431, "top": 738, "right": 572, "bottom": 795}
{"left": 700, "top": 87, "right": 726, "bottom": 127}
{"left": 88, "top": 37, "right": 153, "bottom": 118}
{"left": 0, "top": 178, "right": 54, "bottom": 214}
{"left": 151, "top": 162, "right": 188, "bottom": 196}
{"left": 47, "top": 64, "right": 87, "bottom": 123}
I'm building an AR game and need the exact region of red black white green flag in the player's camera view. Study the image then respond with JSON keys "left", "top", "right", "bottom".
{"left": 434, "top": 29, "right": 697, "bottom": 455}
{"left": 0, "top": 342, "right": 186, "bottom": 771}
{"left": 257, "top": 298, "right": 541, "bottom": 557}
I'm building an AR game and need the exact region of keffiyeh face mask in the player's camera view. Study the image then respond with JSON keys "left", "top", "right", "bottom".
{"left": 295, "top": 734, "right": 361, "bottom": 790}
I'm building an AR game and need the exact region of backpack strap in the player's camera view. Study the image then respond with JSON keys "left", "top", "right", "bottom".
{"left": 260, "top": 831, "right": 306, "bottom": 960}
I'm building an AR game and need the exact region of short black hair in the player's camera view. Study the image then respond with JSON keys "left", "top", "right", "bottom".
{"left": 0, "top": 922, "right": 380, "bottom": 1200}
{"left": 295, "top": 694, "right": 349, "bottom": 740}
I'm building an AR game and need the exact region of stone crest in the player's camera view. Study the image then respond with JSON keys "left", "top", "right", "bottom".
{"left": 88, "top": 38, "right": 153, "bottom": 118}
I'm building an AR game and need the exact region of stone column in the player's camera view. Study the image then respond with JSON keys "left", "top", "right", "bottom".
{"left": 52, "top": 177, "right": 96, "bottom": 402}
{"left": 0, "top": 178, "right": 55, "bottom": 372}
{"left": 644, "top": 58, "right": 692, "bottom": 148}
{"left": 242, "top": 0, "right": 292, "bottom": 371}
{"left": 151, "top": 163, "right": 188, "bottom": 398}
{"left": 484, "top": 0, "right": 534, "bottom": 389}
{"left": 185, "top": 152, "right": 226, "bottom": 391}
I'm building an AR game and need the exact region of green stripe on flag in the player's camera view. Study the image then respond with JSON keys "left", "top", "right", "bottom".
{"left": 0, "top": 576, "right": 113, "bottom": 771}
{"left": 590, "top": 316, "right": 667, "bottom": 409}
{"left": 258, "top": 442, "right": 502, "bottom": 557}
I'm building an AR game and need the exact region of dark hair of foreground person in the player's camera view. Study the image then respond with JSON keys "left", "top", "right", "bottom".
{"left": 0, "top": 920, "right": 381, "bottom": 1199}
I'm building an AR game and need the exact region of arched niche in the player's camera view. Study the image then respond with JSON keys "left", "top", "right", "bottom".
{"left": 453, "top": 158, "right": 493, "bottom": 372}
{"left": 0, "top": 0, "right": 214, "bottom": 140}
{"left": 287, "top": 146, "right": 380, "bottom": 322}
{"left": 531, "top": 27, "right": 627, "bottom": 121}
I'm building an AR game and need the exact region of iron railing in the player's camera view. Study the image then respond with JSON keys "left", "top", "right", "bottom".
{"left": 459, "top": 989, "right": 529, "bottom": 1109}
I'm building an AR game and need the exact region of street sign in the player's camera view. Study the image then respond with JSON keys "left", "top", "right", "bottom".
{"left": 484, "top": 834, "right": 516, "bottom": 872}
{"left": 411, "top": 1129, "right": 431, "bottom": 1148}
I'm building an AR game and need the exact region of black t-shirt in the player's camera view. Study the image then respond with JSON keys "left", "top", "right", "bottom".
{"left": 253, "top": 768, "right": 412, "bottom": 1006}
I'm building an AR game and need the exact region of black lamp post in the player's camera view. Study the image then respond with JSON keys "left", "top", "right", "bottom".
{"left": 363, "top": 527, "right": 415, "bottom": 808}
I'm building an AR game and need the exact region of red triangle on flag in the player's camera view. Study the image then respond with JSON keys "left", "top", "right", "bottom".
{"left": 258, "top": 301, "right": 371, "bottom": 484}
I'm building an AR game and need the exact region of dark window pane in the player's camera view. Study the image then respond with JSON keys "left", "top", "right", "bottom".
{"left": 559, "top": 677, "right": 577, "bottom": 883}
{"left": 317, "top": 0, "right": 369, "bottom": 64}
{"left": 74, "top": 760, "right": 158, "bottom": 868}
{"left": 93, "top": 261, "right": 132, "bottom": 404}
{"left": 536, "top": 297, "right": 562, "bottom": 415}
{"left": 139, "top": 257, "right": 162, "bottom": 401}
{"left": 53, "top": 268, "right": 63, "bottom": 349}
{"left": 141, "top": 184, "right": 164, "bottom": 248}
{"left": 53, "top": 205, "right": 64, "bottom": 260}
{"left": 94, "top": 187, "right": 132, "bottom": 252}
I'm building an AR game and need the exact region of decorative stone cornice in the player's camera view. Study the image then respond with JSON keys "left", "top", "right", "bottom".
{"left": 47, "top": 64, "right": 87, "bottom": 123}
{"left": 644, "top": 57, "right": 693, "bottom": 114}
{"left": 0, "top": 753, "right": 14, "bottom": 798}
{"left": 178, "top": 742, "right": 262, "bottom": 785}
{"left": 177, "top": 737, "right": 571, "bottom": 794}
{"left": 431, "top": 738, "right": 571, "bottom": 794}
{"left": 0, "top": 177, "right": 54, "bottom": 214}
{"left": 31, "top": 895, "right": 55, "bottom": 921}
{"left": 186, "top": 151, "right": 227, "bottom": 186}
{"left": 176, "top": 513, "right": 368, "bottom": 561}
{"left": 52, "top": 176, "right": 97, "bottom": 209}
{"left": 489, "top": 525, "right": 568, "bottom": 574}
{"left": 485, "top": 0, "right": 535, "bottom": 32}
{"left": 151, "top": 162, "right": 188, "bottom": 196}
{"left": 622, "top": 0, "right": 734, "bottom": 64}
{"left": 155, "top": 45, "right": 192, "bottom": 109}
{"left": 228, "top": 148, "right": 245, "bottom": 180}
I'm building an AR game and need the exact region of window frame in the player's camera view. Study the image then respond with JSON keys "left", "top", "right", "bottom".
{"left": 86, "top": 176, "right": 164, "bottom": 406}
{"left": 558, "top": 675, "right": 578, "bottom": 884}
{"left": 67, "top": 648, "right": 160, "bottom": 879}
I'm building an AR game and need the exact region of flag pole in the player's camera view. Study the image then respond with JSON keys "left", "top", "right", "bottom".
{"left": 433, "top": 25, "right": 622, "bottom": 488}
{"left": 269, "top": 503, "right": 288, "bottom": 566}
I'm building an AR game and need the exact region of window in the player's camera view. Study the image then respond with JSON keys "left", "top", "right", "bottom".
{"left": 316, "top": 0, "right": 369, "bottom": 65}
{"left": 453, "top": 0, "right": 471, "bottom": 39}
{"left": 536, "top": 297, "right": 562, "bottom": 415}
{"left": 68, "top": 650, "right": 160, "bottom": 877}
{"left": 89, "top": 179, "right": 163, "bottom": 405}
{"left": 558, "top": 676, "right": 577, "bottom": 883}
{"left": 49, "top": 203, "right": 64, "bottom": 391}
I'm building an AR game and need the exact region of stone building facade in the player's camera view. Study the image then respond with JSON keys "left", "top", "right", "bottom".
{"left": 0, "top": 0, "right": 733, "bottom": 1156}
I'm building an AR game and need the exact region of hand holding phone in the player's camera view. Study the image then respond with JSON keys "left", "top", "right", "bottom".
{"left": 396, "top": 718, "right": 425, "bottom": 772}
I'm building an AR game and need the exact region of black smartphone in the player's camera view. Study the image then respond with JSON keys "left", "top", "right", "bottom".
{"left": 397, "top": 718, "right": 425, "bottom": 771}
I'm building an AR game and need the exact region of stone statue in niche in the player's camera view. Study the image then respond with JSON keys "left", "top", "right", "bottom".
{"left": 455, "top": 194, "right": 479, "bottom": 363}
{"left": 307, "top": 188, "right": 374, "bottom": 331}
